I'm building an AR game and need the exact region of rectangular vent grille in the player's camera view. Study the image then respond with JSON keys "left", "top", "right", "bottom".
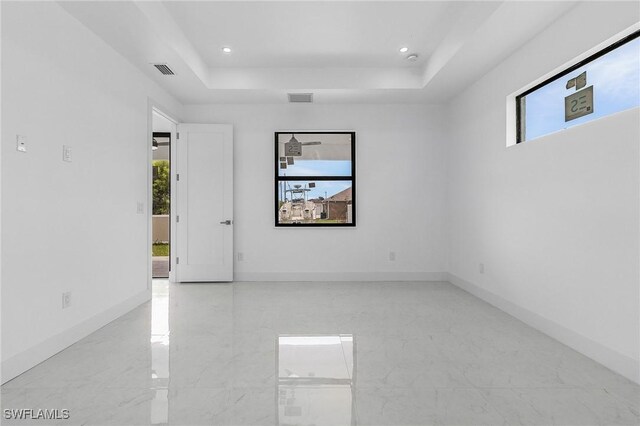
{"left": 153, "top": 64, "right": 175, "bottom": 75}
{"left": 288, "top": 93, "right": 313, "bottom": 103}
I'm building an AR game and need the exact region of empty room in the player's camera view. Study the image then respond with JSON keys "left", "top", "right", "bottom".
{"left": 1, "top": 1, "right": 639, "bottom": 425}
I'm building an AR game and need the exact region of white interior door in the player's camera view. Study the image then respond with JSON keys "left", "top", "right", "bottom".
{"left": 175, "top": 124, "right": 233, "bottom": 282}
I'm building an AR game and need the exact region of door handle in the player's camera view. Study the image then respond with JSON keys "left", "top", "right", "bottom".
{"left": 220, "top": 220, "right": 232, "bottom": 225}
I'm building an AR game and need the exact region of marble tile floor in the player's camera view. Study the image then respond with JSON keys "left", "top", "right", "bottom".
{"left": 1, "top": 280, "right": 638, "bottom": 425}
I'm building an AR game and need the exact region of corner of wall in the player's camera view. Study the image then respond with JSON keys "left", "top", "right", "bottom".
{"left": 446, "top": 273, "right": 640, "bottom": 385}
{"left": 1, "top": 289, "right": 151, "bottom": 385}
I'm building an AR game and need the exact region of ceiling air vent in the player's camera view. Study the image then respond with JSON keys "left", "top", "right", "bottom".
{"left": 288, "top": 93, "right": 313, "bottom": 103}
{"left": 152, "top": 63, "right": 175, "bottom": 76}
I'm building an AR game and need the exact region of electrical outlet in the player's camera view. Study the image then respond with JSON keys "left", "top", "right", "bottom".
{"left": 16, "top": 135, "right": 27, "bottom": 153}
{"left": 389, "top": 251, "right": 396, "bottom": 261}
{"left": 479, "top": 263, "right": 485, "bottom": 274}
{"left": 62, "top": 292, "right": 71, "bottom": 309}
{"left": 137, "top": 202, "right": 144, "bottom": 214}
{"left": 237, "top": 252, "right": 244, "bottom": 261}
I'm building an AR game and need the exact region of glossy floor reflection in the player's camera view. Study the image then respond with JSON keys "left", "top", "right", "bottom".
{"left": 2, "top": 280, "right": 639, "bottom": 425}
{"left": 278, "top": 335, "right": 355, "bottom": 425}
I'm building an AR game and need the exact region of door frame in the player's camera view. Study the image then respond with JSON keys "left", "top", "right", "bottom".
{"left": 147, "top": 99, "right": 180, "bottom": 287}
{"left": 152, "top": 131, "right": 172, "bottom": 280}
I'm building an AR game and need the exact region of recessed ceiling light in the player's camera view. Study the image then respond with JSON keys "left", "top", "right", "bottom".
{"left": 222, "top": 47, "right": 232, "bottom": 54}
{"left": 399, "top": 47, "right": 409, "bottom": 53}
{"left": 407, "top": 54, "right": 419, "bottom": 62}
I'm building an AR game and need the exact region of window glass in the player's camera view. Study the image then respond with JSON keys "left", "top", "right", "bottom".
{"left": 518, "top": 33, "right": 639, "bottom": 143}
{"left": 277, "top": 181, "right": 353, "bottom": 224}
{"left": 277, "top": 133, "right": 352, "bottom": 177}
{"left": 275, "top": 132, "right": 355, "bottom": 226}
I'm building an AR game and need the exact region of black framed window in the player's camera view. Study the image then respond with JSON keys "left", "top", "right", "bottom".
{"left": 516, "top": 30, "right": 639, "bottom": 143}
{"left": 275, "top": 132, "right": 355, "bottom": 227}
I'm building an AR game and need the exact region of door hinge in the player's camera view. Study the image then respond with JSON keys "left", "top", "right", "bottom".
{"left": 176, "top": 257, "right": 179, "bottom": 265}
{"left": 176, "top": 215, "right": 180, "bottom": 223}
{"left": 176, "top": 173, "right": 180, "bottom": 181}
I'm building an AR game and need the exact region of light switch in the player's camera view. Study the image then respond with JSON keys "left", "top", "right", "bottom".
{"left": 137, "top": 202, "right": 144, "bottom": 214}
{"left": 16, "top": 135, "right": 27, "bottom": 153}
{"left": 62, "top": 292, "right": 71, "bottom": 309}
{"left": 62, "top": 145, "right": 72, "bottom": 162}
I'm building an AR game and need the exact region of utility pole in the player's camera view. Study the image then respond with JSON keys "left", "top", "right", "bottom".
{"left": 325, "top": 191, "right": 328, "bottom": 219}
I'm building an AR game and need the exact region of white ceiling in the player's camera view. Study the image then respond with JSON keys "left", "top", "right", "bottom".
{"left": 164, "top": 1, "right": 456, "bottom": 68}
{"left": 60, "top": 1, "right": 577, "bottom": 104}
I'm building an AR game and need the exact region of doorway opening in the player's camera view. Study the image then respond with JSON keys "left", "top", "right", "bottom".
{"left": 152, "top": 131, "right": 171, "bottom": 278}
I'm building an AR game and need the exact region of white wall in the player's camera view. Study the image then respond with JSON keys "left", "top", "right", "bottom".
{"left": 1, "top": 2, "right": 182, "bottom": 382}
{"left": 183, "top": 104, "right": 448, "bottom": 281}
{"left": 446, "top": 1, "right": 639, "bottom": 382}
{"left": 2, "top": 0, "right": 636, "bottom": 389}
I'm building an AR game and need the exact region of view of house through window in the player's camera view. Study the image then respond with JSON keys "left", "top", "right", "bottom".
{"left": 517, "top": 31, "right": 639, "bottom": 143}
{"left": 275, "top": 132, "right": 355, "bottom": 226}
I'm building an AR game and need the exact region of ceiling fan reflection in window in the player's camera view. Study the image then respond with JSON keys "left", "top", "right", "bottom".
{"left": 284, "top": 133, "right": 321, "bottom": 157}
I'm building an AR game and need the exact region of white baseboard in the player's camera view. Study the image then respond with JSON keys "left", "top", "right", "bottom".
{"left": 234, "top": 271, "right": 448, "bottom": 282}
{"left": 446, "top": 273, "right": 640, "bottom": 385}
{"left": 1, "top": 289, "right": 151, "bottom": 385}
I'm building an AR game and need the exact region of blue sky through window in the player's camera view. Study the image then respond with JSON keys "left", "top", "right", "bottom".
{"left": 278, "top": 160, "right": 352, "bottom": 177}
{"left": 278, "top": 181, "right": 351, "bottom": 201}
{"left": 523, "top": 36, "right": 639, "bottom": 141}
